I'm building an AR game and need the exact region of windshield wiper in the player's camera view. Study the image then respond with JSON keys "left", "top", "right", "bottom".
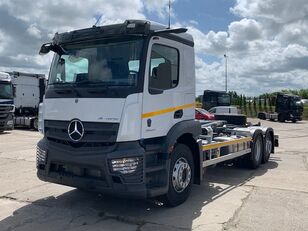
{"left": 51, "top": 82, "right": 81, "bottom": 97}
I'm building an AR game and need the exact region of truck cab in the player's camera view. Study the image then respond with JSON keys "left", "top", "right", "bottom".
{"left": 0, "top": 72, "right": 14, "bottom": 132}
{"left": 37, "top": 20, "right": 277, "bottom": 206}
{"left": 37, "top": 20, "right": 197, "bottom": 201}
{"left": 258, "top": 93, "right": 303, "bottom": 123}
{"left": 276, "top": 93, "right": 303, "bottom": 122}
{"left": 202, "top": 90, "right": 231, "bottom": 111}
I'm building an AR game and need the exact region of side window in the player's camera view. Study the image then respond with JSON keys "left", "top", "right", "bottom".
{"left": 55, "top": 55, "right": 89, "bottom": 83}
{"left": 149, "top": 44, "right": 179, "bottom": 94}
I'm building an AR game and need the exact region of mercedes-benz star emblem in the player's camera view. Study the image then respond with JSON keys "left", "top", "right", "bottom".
{"left": 68, "top": 119, "right": 84, "bottom": 142}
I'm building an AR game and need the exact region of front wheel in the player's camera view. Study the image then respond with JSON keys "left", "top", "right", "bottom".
{"left": 161, "top": 144, "right": 194, "bottom": 207}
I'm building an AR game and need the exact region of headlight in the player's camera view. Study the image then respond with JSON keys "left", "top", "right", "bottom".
{"left": 38, "top": 103, "right": 44, "bottom": 134}
{"left": 110, "top": 157, "right": 140, "bottom": 174}
{"left": 36, "top": 146, "right": 47, "bottom": 168}
{"left": 7, "top": 120, "right": 14, "bottom": 126}
{"left": 9, "top": 105, "right": 15, "bottom": 113}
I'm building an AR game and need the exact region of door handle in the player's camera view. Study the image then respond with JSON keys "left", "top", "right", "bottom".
{"left": 174, "top": 109, "right": 183, "bottom": 119}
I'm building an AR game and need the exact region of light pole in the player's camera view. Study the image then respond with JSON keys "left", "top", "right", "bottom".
{"left": 224, "top": 53, "right": 228, "bottom": 92}
{"left": 168, "top": 0, "right": 171, "bottom": 29}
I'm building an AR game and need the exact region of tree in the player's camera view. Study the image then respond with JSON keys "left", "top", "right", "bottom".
{"left": 243, "top": 95, "right": 247, "bottom": 114}
{"left": 196, "top": 95, "right": 202, "bottom": 103}
{"left": 258, "top": 97, "right": 262, "bottom": 112}
{"left": 248, "top": 98, "right": 252, "bottom": 117}
{"left": 239, "top": 95, "right": 243, "bottom": 110}
{"left": 253, "top": 97, "right": 257, "bottom": 116}
{"left": 264, "top": 96, "right": 268, "bottom": 112}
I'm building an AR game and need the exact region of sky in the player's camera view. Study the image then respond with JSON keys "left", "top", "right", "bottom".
{"left": 0, "top": 0, "right": 307, "bottom": 96}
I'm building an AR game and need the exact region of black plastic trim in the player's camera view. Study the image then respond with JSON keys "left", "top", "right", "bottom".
{"left": 163, "top": 119, "right": 202, "bottom": 153}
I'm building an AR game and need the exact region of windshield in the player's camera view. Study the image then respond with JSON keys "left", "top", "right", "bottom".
{"left": 49, "top": 38, "right": 144, "bottom": 87}
{"left": 0, "top": 82, "right": 13, "bottom": 99}
{"left": 218, "top": 94, "right": 231, "bottom": 105}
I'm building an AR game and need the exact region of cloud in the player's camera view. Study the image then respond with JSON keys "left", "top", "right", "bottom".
{"left": 27, "top": 24, "right": 42, "bottom": 39}
{"left": 0, "top": 0, "right": 147, "bottom": 75}
{"left": 189, "top": 0, "right": 308, "bottom": 96}
{"left": 0, "top": 0, "right": 307, "bottom": 96}
{"left": 144, "top": 0, "right": 175, "bottom": 19}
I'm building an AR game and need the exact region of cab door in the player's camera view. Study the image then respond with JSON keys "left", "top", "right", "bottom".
{"left": 141, "top": 37, "right": 193, "bottom": 139}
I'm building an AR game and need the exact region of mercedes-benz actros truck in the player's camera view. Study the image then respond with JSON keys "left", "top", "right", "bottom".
{"left": 0, "top": 72, "right": 14, "bottom": 132}
{"left": 37, "top": 20, "right": 278, "bottom": 206}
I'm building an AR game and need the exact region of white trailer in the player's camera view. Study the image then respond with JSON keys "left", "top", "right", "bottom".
{"left": 8, "top": 72, "right": 46, "bottom": 129}
{"left": 36, "top": 20, "right": 278, "bottom": 206}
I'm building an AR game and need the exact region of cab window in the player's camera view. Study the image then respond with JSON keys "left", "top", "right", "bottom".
{"left": 149, "top": 44, "right": 179, "bottom": 94}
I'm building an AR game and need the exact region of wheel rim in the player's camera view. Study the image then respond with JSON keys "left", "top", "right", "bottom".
{"left": 254, "top": 137, "right": 262, "bottom": 162}
{"left": 265, "top": 135, "right": 272, "bottom": 155}
{"left": 172, "top": 157, "right": 191, "bottom": 193}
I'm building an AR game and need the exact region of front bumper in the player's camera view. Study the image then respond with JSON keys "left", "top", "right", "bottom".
{"left": 0, "top": 113, "right": 14, "bottom": 131}
{"left": 37, "top": 138, "right": 169, "bottom": 198}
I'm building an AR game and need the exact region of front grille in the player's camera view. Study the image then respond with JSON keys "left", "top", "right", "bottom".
{"left": 44, "top": 120, "right": 119, "bottom": 147}
{"left": 0, "top": 105, "right": 13, "bottom": 119}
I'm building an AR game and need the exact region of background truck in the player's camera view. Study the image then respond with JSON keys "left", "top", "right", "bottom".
{"left": 8, "top": 72, "right": 46, "bottom": 130}
{"left": 0, "top": 72, "right": 14, "bottom": 132}
{"left": 258, "top": 93, "right": 303, "bottom": 123}
{"left": 202, "top": 90, "right": 231, "bottom": 110}
{"left": 37, "top": 20, "right": 278, "bottom": 206}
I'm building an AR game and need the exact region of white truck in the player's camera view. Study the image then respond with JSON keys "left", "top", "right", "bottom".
{"left": 37, "top": 20, "right": 278, "bottom": 206}
{"left": 0, "top": 72, "right": 14, "bottom": 132}
{"left": 8, "top": 72, "right": 46, "bottom": 130}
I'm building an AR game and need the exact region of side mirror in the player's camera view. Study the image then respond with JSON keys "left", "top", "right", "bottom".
{"left": 39, "top": 43, "right": 52, "bottom": 55}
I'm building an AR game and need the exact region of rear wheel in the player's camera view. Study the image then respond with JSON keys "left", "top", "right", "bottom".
{"left": 161, "top": 144, "right": 194, "bottom": 207}
{"left": 258, "top": 112, "right": 266, "bottom": 120}
{"left": 262, "top": 132, "right": 273, "bottom": 164}
{"left": 278, "top": 113, "right": 285, "bottom": 123}
{"left": 242, "top": 132, "right": 263, "bottom": 169}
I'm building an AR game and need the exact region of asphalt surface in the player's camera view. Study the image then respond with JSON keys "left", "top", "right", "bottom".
{"left": 0, "top": 120, "right": 308, "bottom": 231}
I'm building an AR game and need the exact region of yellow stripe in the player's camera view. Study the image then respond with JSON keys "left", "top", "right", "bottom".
{"left": 202, "top": 137, "right": 252, "bottom": 151}
{"left": 141, "top": 103, "right": 195, "bottom": 118}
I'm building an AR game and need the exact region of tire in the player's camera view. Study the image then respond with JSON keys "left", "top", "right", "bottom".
{"left": 161, "top": 143, "right": 194, "bottom": 207}
{"left": 278, "top": 113, "right": 285, "bottom": 123}
{"left": 262, "top": 132, "right": 273, "bottom": 164}
{"left": 243, "top": 132, "right": 264, "bottom": 169}
{"left": 32, "top": 118, "right": 39, "bottom": 130}
{"left": 258, "top": 112, "right": 266, "bottom": 120}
